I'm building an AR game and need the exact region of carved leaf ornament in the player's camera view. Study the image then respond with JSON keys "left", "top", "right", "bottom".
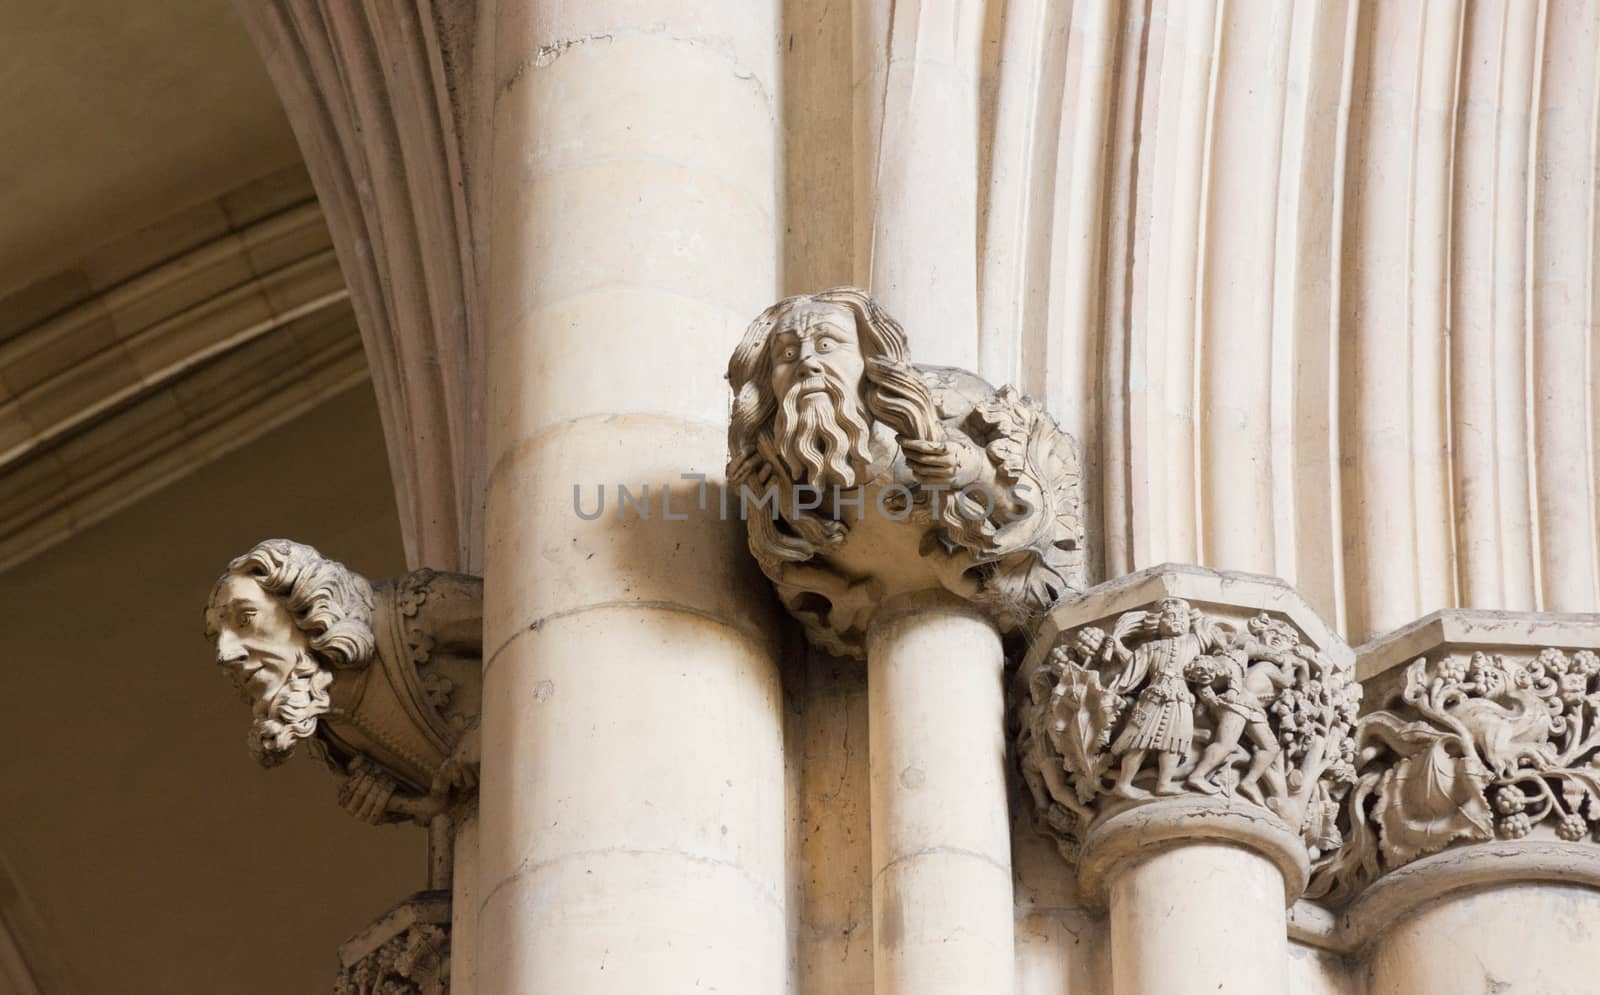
{"left": 1309, "top": 648, "right": 1600, "bottom": 903}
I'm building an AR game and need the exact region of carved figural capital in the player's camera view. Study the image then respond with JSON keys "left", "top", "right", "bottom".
{"left": 335, "top": 891, "right": 451, "bottom": 995}
{"left": 726, "top": 287, "right": 1084, "bottom": 656}
{"left": 1017, "top": 566, "right": 1361, "bottom": 880}
{"left": 1308, "top": 611, "right": 1600, "bottom": 905}
{"left": 204, "top": 539, "right": 482, "bottom": 825}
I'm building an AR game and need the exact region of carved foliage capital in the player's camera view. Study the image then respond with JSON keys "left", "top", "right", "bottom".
{"left": 1309, "top": 619, "right": 1600, "bottom": 904}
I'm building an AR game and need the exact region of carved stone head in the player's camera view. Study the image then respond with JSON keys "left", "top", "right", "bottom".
{"left": 728, "top": 286, "right": 938, "bottom": 492}
{"left": 1246, "top": 611, "right": 1297, "bottom": 651}
{"left": 204, "top": 539, "right": 375, "bottom": 766}
{"left": 1155, "top": 597, "right": 1194, "bottom": 637}
{"left": 726, "top": 288, "right": 1085, "bottom": 656}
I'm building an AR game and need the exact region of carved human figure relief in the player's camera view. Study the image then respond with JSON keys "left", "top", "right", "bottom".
{"left": 1308, "top": 645, "right": 1600, "bottom": 904}
{"left": 726, "top": 287, "right": 1084, "bottom": 655}
{"left": 204, "top": 539, "right": 482, "bottom": 825}
{"left": 1019, "top": 602, "right": 1361, "bottom": 865}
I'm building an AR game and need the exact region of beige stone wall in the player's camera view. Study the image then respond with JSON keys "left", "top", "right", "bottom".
{"left": 0, "top": 384, "right": 417, "bottom": 994}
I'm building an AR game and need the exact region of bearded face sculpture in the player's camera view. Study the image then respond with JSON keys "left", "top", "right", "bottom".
{"left": 767, "top": 299, "right": 873, "bottom": 491}
{"left": 204, "top": 539, "right": 482, "bottom": 825}
{"left": 726, "top": 287, "right": 1085, "bottom": 657}
{"left": 205, "top": 540, "right": 371, "bottom": 766}
{"left": 208, "top": 574, "right": 329, "bottom": 765}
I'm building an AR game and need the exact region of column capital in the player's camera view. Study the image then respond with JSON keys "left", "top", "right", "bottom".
{"left": 725, "top": 287, "right": 1085, "bottom": 657}
{"left": 1077, "top": 796, "right": 1311, "bottom": 907}
{"left": 1017, "top": 564, "right": 1361, "bottom": 900}
{"left": 1308, "top": 610, "right": 1600, "bottom": 907}
{"left": 202, "top": 539, "right": 483, "bottom": 826}
{"left": 335, "top": 891, "right": 451, "bottom": 995}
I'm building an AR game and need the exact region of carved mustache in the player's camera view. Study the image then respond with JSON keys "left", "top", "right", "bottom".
{"left": 784, "top": 367, "right": 849, "bottom": 402}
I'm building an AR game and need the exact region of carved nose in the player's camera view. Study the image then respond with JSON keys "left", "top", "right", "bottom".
{"left": 798, "top": 352, "right": 825, "bottom": 375}
{"left": 215, "top": 635, "right": 247, "bottom": 667}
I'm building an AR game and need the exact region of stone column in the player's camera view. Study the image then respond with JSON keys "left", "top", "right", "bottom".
{"left": 477, "top": 3, "right": 786, "bottom": 994}
{"left": 722, "top": 289, "right": 1085, "bottom": 995}
{"left": 1363, "top": 855, "right": 1600, "bottom": 994}
{"left": 1081, "top": 800, "right": 1306, "bottom": 995}
{"left": 1306, "top": 611, "right": 1600, "bottom": 994}
{"left": 1110, "top": 845, "right": 1285, "bottom": 993}
{"left": 1017, "top": 565, "right": 1359, "bottom": 995}
{"left": 447, "top": 806, "right": 479, "bottom": 995}
{"left": 867, "top": 596, "right": 1013, "bottom": 995}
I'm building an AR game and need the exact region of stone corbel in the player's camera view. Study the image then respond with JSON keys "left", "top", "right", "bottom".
{"left": 726, "top": 286, "right": 1086, "bottom": 650}
{"left": 204, "top": 539, "right": 482, "bottom": 826}
{"left": 1306, "top": 610, "right": 1600, "bottom": 917}
{"left": 1016, "top": 564, "right": 1362, "bottom": 903}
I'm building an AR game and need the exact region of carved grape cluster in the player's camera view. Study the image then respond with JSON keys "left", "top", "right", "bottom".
{"left": 1308, "top": 646, "right": 1600, "bottom": 905}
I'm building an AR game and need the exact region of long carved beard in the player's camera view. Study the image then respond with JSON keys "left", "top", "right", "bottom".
{"left": 249, "top": 651, "right": 334, "bottom": 768}
{"left": 773, "top": 371, "right": 873, "bottom": 492}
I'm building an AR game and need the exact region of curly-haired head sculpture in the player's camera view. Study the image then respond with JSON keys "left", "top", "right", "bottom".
{"left": 204, "top": 539, "right": 375, "bottom": 766}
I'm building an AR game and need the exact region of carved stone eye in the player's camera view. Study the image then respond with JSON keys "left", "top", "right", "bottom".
{"left": 817, "top": 338, "right": 834, "bottom": 353}
{"left": 781, "top": 346, "right": 798, "bottom": 361}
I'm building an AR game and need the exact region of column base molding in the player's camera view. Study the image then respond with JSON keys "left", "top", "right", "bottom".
{"left": 1290, "top": 840, "right": 1600, "bottom": 954}
{"left": 1078, "top": 796, "right": 1310, "bottom": 909}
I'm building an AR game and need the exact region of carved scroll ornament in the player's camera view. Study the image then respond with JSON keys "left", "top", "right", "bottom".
{"left": 204, "top": 539, "right": 482, "bottom": 825}
{"left": 1019, "top": 601, "right": 1361, "bottom": 867}
{"left": 1308, "top": 646, "right": 1600, "bottom": 904}
{"left": 726, "top": 287, "right": 1084, "bottom": 656}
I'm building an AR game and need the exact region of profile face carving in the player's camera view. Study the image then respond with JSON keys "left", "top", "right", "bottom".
{"left": 208, "top": 572, "right": 311, "bottom": 709}
{"left": 204, "top": 539, "right": 375, "bottom": 767}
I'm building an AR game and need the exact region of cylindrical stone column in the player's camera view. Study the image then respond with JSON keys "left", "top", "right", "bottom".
{"left": 1109, "top": 845, "right": 1287, "bottom": 994}
{"left": 1078, "top": 799, "right": 1307, "bottom": 995}
{"left": 1353, "top": 845, "right": 1600, "bottom": 995}
{"left": 866, "top": 595, "right": 1015, "bottom": 995}
{"left": 449, "top": 805, "right": 478, "bottom": 995}
{"left": 477, "top": 3, "right": 786, "bottom": 993}
{"left": 1369, "top": 885, "right": 1600, "bottom": 993}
